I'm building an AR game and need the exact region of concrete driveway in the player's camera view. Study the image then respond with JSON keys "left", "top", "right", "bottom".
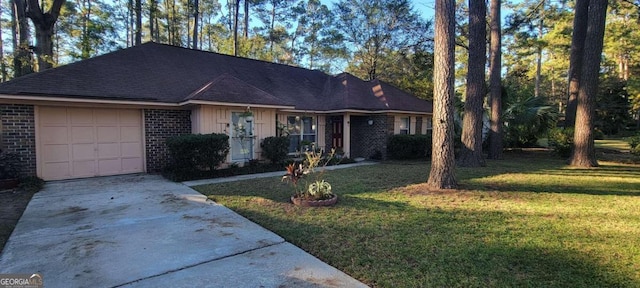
{"left": 0, "top": 174, "right": 367, "bottom": 288}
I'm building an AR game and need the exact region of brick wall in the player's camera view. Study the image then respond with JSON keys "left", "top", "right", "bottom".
{"left": 0, "top": 104, "right": 36, "bottom": 177}
{"left": 144, "top": 109, "right": 191, "bottom": 172}
{"left": 349, "top": 115, "right": 391, "bottom": 159}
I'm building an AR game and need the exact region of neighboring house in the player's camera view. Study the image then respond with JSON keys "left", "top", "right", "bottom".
{"left": 0, "top": 43, "right": 432, "bottom": 181}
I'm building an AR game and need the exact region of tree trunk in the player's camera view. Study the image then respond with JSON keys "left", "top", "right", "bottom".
{"left": 458, "top": 0, "right": 486, "bottom": 167}
{"left": 569, "top": 0, "right": 608, "bottom": 168}
{"left": 427, "top": 0, "right": 457, "bottom": 189}
{"left": 149, "top": 0, "right": 155, "bottom": 42}
{"left": 534, "top": 11, "right": 543, "bottom": 97}
{"left": 13, "top": 0, "right": 33, "bottom": 77}
{"left": 0, "top": 5, "right": 7, "bottom": 82}
{"left": 565, "top": 0, "right": 588, "bottom": 128}
{"left": 243, "top": 0, "right": 249, "bottom": 38}
{"left": 234, "top": 0, "right": 240, "bottom": 56}
{"left": 26, "top": 0, "right": 65, "bottom": 71}
{"left": 135, "top": 0, "right": 142, "bottom": 45}
{"left": 80, "top": 0, "right": 91, "bottom": 59}
{"left": 488, "top": 0, "right": 503, "bottom": 160}
{"left": 192, "top": 0, "right": 199, "bottom": 49}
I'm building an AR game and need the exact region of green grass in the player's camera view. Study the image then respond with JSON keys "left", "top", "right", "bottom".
{"left": 596, "top": 139, "right": 632, "bottom": 152}
{"left": 194, "top": 150, "right": 640, "bottom": 287}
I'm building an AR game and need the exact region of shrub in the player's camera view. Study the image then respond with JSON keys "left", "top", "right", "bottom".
{"left": 628, "top": 134, "right": 640, "bottom": 156}
{"left": 387, "top": 134, "right": 432, "bottom": 160}
{"left": 0, "top": 150, "right": 20, "bottom": 179}
{"left": 165, "top": 133, "right": 230, "bottom": 179}
{"left": 18, "top": 176, "right": 44, "bottom": 193}
{"left": 548, "top": 128, "right": 573, "bottom": 158}
{"left": 261, "top": 136, "right": 289, "bottom": 164}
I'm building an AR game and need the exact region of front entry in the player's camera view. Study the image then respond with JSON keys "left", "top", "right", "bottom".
{"left": 230, "top": 112, "right": 254, "bottom": 162}
{"left": 331, "top": 118, "right": 343, "bottom": 149}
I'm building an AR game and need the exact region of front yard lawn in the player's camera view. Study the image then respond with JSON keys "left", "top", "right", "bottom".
{"left": 194, "top": 150, "right": 640, "bottom": 287}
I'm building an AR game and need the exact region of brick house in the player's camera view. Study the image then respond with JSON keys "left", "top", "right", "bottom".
{"left": 0, "top": 43, "right": 432, "bottom": 181}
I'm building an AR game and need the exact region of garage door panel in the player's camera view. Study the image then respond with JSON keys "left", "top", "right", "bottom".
{"left": 98, "top": 143, "right": 121, "bottom": 158}
{"left": 71, "top": 126, "right": 95, "bottom": 143}
{"left": 39, "top": 107, "right": 144, "bottom": 180}
{"left": 72, "top": 160, "right": 96, "bottom": 177}
{"left": 39, "top": 107, "right": 67, "bottom": 124}
{"left": 70, "top": 108, "right": 94, "bottom": 124}
{"left": 97, "top": 126, "right": 119, "bottom": 142}
{"left": 42, "top": 162, "right": 71, "bottom": 180}
{"left": 120, "top": 126, "right": 142, "bottom": 141}
{"left": 43, "top": 144, "right": 69, "bottom": 162}
{"left": 94, "top": 109, "right": 118, "bottom": 124}
{"left": 121, "top": 142, "right": 142, "bottom": 158}
{"left": 122, "top": 158, "right": 143, "bottom": 172}
{"left": 72, "top": 144, "right": 96, "bottom": 160}
{"left": 98, "top": 159, "right": 122, "bottom": 175}
{"left": 41, "top": 126, "right": 68, "bottom": 144}
{"left": 119, "top": 110, "right": 141, "bottom": 124}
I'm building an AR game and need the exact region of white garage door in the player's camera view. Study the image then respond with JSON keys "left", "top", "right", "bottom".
{"left": 38, "top": 107, "right": 144, "bottom": 180}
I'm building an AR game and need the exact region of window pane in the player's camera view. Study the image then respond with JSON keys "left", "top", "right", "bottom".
{"left": 302, "top": 117, "right": 315, "bottom": 134}
{"left": 287, "top": 116, "right": 301, "bottom": 135}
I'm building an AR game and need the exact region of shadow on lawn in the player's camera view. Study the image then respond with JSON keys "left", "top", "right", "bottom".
{"left": 227, "top": 196, "right": 636, "bottom": 288}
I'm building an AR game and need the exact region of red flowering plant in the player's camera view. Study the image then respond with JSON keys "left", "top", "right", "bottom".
{"left": 281, "top": 148, "right": 336, "bottom": 201}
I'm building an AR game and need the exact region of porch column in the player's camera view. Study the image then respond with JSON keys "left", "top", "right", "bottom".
{"left": 343, "top": 113, "right": 351, "bottom": 157}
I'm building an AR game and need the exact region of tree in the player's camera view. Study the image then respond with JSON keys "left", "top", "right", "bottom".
{"left": 565, "top": 0, "right": 588, "bottom": 128}
{"left": 570, "top": 0, "right": 608, "bottom": 167}
{"left": 192, "top": 0, "right": 199, "bottom": 48}
{"left": 335, "top": 0, "right": 431, "bottom": 81}
{"left": 135, "top": 0, "right": 141, "bottom": 45}
{"left": 488, "top": 0, "right": 503, "bottom": 159}
{"left": 25, "top": 0, "right": 65, "bottom": 70}
{"left": 13, "top": 0, "right": 33, "bottom": 76}
{"left": 428, "top": 0, "right": 457, "bottom": 189}
{"left": 458, "top": 0, "right": 486, "bottom": 167}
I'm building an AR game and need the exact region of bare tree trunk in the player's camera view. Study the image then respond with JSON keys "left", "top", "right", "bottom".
{"left": 458, "top": 0, "right": 486, "bottom": 167}
{"left": 26, "top": 0, "right": 65, "bottom": 71}
{"left": 149, "top": 0, "right": 155, "bottom": 42}
{"left": 565, "top": 0, "right": 588, "bottom": 128}
{"left": 135, "top": 0, "right": 142, "bottom": 45}
{"left": 535, "top": 16, "right": 543, "bottom": 97}
{"left": 234, "top": 0, "right": 240, "bottom": 56}
{"left": 243, "top": 0, "right": 249, "bottom": 38}
{"left": 0, "top": 5, "right": 6, "bottom": 82}
{"left": 569, "top": 0, "right": 608, "bottom": 168}
{"left": 13, "top": 0, "right": 33, "bottom": 77}
{"left": 427, "top": 0, "right": 457, "bottom": 189}
{"left": 192, "top": 0, "right": 199, "bottom": 49}
{"left": 128, "top": 0, "right": 134, "bottom": 46}
{"left": 488, "top": 0, "right": 503, "bottom": 160}
{"left": 80, "top": 0, "right": 91, "bottom": 59}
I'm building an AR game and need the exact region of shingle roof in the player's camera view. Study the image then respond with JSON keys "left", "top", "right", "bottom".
{"left": 0, "top": 42, "right": 432, "bottom": 113}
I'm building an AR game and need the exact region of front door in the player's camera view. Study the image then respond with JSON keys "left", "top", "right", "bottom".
{"left": 331, "top": 119, "right": 343, "bottom": 149}
{"left": 231, "top": 112, "right": 254, "bottom": 162}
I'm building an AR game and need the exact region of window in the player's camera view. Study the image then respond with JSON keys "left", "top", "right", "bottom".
{"left": 287, "top": 116, "right": 316, "bottom": 153}
{"left": 399, "top": 117, "right": 410, "bottom": 135}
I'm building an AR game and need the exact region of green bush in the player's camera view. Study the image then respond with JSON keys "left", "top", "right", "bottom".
{"left": 0, "top": 150, "right": 20, "bottom": 179}
{"left": 165, "top": 133, "right": 230, "bottom": 179}
{"left": 628, "top": 134, "right": 640, "bottom": 155}
{"left": 548, "top": 128, "right": 574, "bottom": 158}
{"left": 387, "top": 134, "right": 432, "bottom": 160}
{"left": 260, "top": 136, "right": 289, "bottom": 164}
{"left": 18, "top": 176, "right": 44, "bottom": 193}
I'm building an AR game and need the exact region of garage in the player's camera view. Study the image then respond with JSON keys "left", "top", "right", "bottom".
{"left": 38, "top": 107, "right": 144, "bottom": 180}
